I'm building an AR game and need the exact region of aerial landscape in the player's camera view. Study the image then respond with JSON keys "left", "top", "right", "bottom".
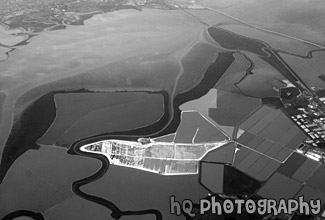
{"left": 1, "top": 0, "right": 325, "bottom": 219}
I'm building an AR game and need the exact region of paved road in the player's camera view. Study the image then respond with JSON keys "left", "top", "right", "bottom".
{"left": 197, "top": 4, "right": 325, "bottom": 50}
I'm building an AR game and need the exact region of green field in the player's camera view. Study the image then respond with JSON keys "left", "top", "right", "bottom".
{"left": 281, "top": 51, "right": 325, "bottom": 89}
{"left": 175, "top": 42, "right": 224, "bottom": 94}
{"left": 220, "top": 24, "right": 319, "bottom": 56}
{"left": 38, "top": 92, "right": 159, "bottom": 146}
{"left": 214, "top": 52, "right": 250, "bottom": 94}
{"left": 209, "top": 90, "right": 261, "bottom": 127}
{"left": 56, "top": 93, "right": 164, "bottom": 147}
{"left": 234, "top": 54, "right": 285, "bottom": 98}
{"left": 0, "top": 92, "right": 5, "bottom": 124}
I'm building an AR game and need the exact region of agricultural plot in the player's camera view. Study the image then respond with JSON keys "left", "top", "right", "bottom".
{"left": 152, "top": 133, "right": 175, "bottom": 143}
{"left": 201, "top": 142, "right": 236, "bottom": 164}
{"left": 147, "top": 144, "right": 175, "bottom": 159}
{"left": 169, "top": 160, "right": 198, "bottom": 174}
{"left": 209, "top": 90, "right": 261, "bottom": 127}
{"left": 175, "top": 144, "right": 210, "bottom": 160}
{"left": 199, "top": 162, "right": 224, "bottom": 193}
{"left": 142, "top": 157, "right": 198, "bottom": 174}
{"left": 174, "top": 111, "right": 228, "bottom": 144}
{"left": 295, "top": 186, "right": 325, "bottom": 207}
{"left": 180, "top": 88, "right": 217, "bottom": 116}
{"left": 180, "top": 89, "right": 234, "bottom": 138}
{"left": 257, "top": 172, "right": 303, "bottom": 201}
{"left": 307, "top": 164, "right": 325, "bottom": 192}
{"left": 223, "top": 165, "right": 261, "bottom": 195}
{"left": 233, "top": 146, "right": 281, "bottom": 182}
{"left": 237, "top": 106, "right": 307, "bottom": 162}
{"left": 233, "top": 143, "right": 325, "bottom": 207}
{"left": 173, "top": 112, "right": 201, "bottom": 144}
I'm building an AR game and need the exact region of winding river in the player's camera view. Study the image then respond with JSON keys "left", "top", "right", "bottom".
{"left": 67, "top": 51, "right": 235, "bottom": 220}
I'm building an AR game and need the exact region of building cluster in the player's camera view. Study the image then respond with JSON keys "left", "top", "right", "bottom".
{"left": 85, "top": 140, "right": 147, "bottom": 167}
{"left": 82, "top": 139, "right": 227, "bottom": 175}
{"left": 280, "top": 86, "right": 325, "bottom": 161}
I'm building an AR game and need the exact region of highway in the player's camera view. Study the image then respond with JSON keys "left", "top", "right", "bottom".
{"left": 196, "top": 4, "right": 325, "bottom": 50}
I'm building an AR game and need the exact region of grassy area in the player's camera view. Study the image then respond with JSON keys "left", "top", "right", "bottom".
{"left": 209, "top": 90, "right": 261, "bottom": 127}
{"left": 57, "top": 93, "right": 164, "bottom": 147}
{"left": 220, "top": 24, "right": 318, "bottom": 56}
{"left": 208, "top": 26, "right": 267, "bottom": 57}
{"left": 234, "top": 54, "right": 285, "bottom": 98}
{"left": 38, "top": 92, "right": 156, "bottom": 145}
{"left": 223, "top": 165, "right": 262, "bottom": 196}
{"left": 0, "top": 91, "right": 57, "bottom": 183}
{"left": 175, "top": 42, "right": 224, "bottom": 94}
{"left": 198, "top": 0, "right": 325, "bottom": 46}
{"left": 214, "top": 52, "right": 250, "bottom": 94}
{"left": 281, "top": 51, "right": 325, "bottom": 89}
{"left": 0, "top": 92, "right": 5, "bottom": 124}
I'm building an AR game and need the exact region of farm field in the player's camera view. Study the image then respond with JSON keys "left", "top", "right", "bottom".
{"left": 237, "top": 106, "right": 307, "bottom": 157}
{"left": 200, "top": 162, "right": 224, "bottom": 193}
{"left": 209, "top": 90, "right": 261, "bottom": 127}
{"left": 180, "top": 89, "right": 234, "bottom": 137}
{"left": 152, "top": 133, "right": 175, "bottom": 143}
{"left": 173, "top": 111, "right": 228, "bottom": 144}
